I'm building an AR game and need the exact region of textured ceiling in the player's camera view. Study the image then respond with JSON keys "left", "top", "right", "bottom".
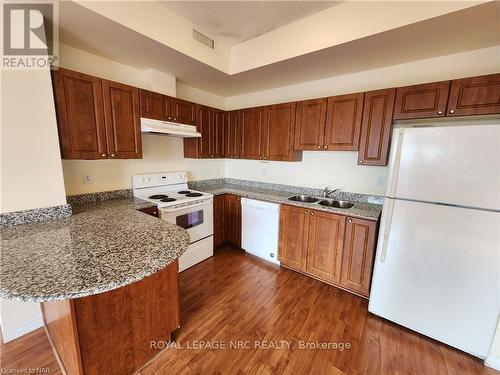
{"left": 161, "top": 1, "right": 338, "bottom": 45}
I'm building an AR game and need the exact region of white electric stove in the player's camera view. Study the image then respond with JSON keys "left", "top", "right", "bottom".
{"left": 132, "top": 172, "right": 214, "bottom": 272}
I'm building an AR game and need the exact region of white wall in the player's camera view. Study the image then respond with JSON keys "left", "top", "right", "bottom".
{"left": 0, "top": 66, "right": 67, "bottom": 340}
{"left": 224, "top": 46, "right": 500, "bottom": 195}
{"left": 59, "top": 44, "right": 224, "bottom": 195}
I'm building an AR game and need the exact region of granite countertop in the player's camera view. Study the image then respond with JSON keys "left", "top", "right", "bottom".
{"left": 195, "top": 183, "right": 382, "bottom": 221}
{"left": 0, "top": 198, "right": 190, "bottom": 302}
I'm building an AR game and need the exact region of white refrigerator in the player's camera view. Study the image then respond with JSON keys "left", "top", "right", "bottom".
{"left": 368, "top": 121, "right": 500, "bottom": 359}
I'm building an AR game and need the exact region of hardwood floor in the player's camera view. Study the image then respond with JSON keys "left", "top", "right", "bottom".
{"left": 1, "top": 246, "right": 497, "bottom": 375}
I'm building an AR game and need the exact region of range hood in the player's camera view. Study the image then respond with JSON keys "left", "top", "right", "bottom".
{"left": 140, "top": 117, "right": 201, "bottom": 138}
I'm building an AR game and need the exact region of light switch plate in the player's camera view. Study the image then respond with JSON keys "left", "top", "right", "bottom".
{"left": 82, "top": 173, "right": 93, "bottom": 184}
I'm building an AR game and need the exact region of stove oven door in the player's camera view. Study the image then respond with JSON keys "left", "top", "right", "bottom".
{"left": 159, "top": 199, "right": 213, "bottom": 244}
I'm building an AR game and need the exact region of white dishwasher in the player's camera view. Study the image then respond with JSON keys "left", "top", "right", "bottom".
{"left": 241, "top": 198, "right": 280, "bottom": 265}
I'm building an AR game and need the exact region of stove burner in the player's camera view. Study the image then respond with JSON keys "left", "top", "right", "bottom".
{"left": 149, "top": 194, "right": 168, "bottom": 199}
{"left": 178, "top": 191, "right": 191, "bottom": 194}
{"left": 186, "top": 193, "right": 203, "bottom": 197}
{"left": 160, "top": 197, "right": 177, "bottom": 202}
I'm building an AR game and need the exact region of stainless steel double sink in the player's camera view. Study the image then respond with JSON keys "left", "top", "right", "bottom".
{"left": 287, "top": 195, "right": 355, "bottom": 209}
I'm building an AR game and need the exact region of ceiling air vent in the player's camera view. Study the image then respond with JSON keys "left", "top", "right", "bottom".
{"left": 192, "top": 29, "right": 215, "bottom": 50}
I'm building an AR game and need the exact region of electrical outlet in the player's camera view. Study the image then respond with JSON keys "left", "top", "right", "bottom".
{"left": 82, "top": 173, "right": 93, "bottom": 184}
{"left": 376, "top": 175, "right": 385, "bottom": 188}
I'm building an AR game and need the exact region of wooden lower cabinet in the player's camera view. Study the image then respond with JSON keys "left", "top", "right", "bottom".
{"left": 41, "top": 261, "right": 180, "bottom": 375}
{"left": 278, "top": 205, "right": 309, "bottom": 270}
{"left": 213, "top": 194, "right": 241, "bottom": 247}
{"left": 340, "top": 217, "right": 378, "bottom": 297}
{"left": 213, "top": 194, "right": 226, "bottom": 247}
{"left": 225, "top": 194, "right": 241, "bottom": 247}
{"left": 278, "top": 204, "right": 378, "bottom": 298}
{"left": 306, "top": 211, "right": 345, "bottom": 284}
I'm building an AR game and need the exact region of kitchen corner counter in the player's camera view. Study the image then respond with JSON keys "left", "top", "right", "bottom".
{"left": 0, "top": 198, "right": 190, "bottom": 303}
{"left": 195, "top": 183, "right": 382, "bottom": 221}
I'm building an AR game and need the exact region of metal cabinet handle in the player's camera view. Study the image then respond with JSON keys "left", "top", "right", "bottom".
{"left": 324, "top": 145, "right": 328, "bottom": 149}
{"left": 311, "top": 212, "right": 314, "bottom": 216}
{"left": 174, "top": 117, "right": 177, "bottom": 121}
{"left": 348, "top": 218, "right": 352, "bottom": 223}
{"left": 110, "top": 154, "right": 115, "bottom": 158}
{"left": 101, "top": 153, "right": 107, "bottom": 158}
{"left": 359, "top": 160, "right": 364, "bottom": 164}
{"left": 449, "top": 109, "right": 455, "bottom": 114}
{"left": 305, "top": 211, "right": 308, "bottom": 214}
{"left": 317, "top": 146, "right": 321, "bottom": 149}
{"left": 437, "top": 110, "right": 443, "bottom": 115}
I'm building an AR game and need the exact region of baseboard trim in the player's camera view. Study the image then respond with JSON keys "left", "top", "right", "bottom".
{"left": 1, "top": 318, "right": 44, "bottom": 343}
{"left": 485, "top": 353, "right": 500, "bottom": 371}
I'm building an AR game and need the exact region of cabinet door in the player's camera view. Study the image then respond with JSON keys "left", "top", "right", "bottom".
{"left": 358, "top": 88, "right": 395, "bottom": 166}
{"left": 213, "top": 109, "right": 225, "bottom": 158}
{"left": 393, "top": 81, "right": 450, "bottom": 120}
{"left": 213, "top": 194, "right": 226, "bottom": 247}
{"left": 278, "top": 204, "right": 309, "bottom": 271}
{"left": 266, "top": 103, "right": 301, "bottom": 161}
{"left": 225, "top": 110, "right": 240, "bottom": 159}
{"left": 294, "top": 98, "right": 327, "bottom": 150}
{"left": 225, "top": 194, "right": 241, "bottom": 247}
{"left": 52, "top": 68, "right": 107, "bottom": 159}
{"left": 196, "top": 104, "right": 214, "bottom": 158}
{"left": 447, "top": 74, "right": 500, "bottom": 116}
{"left": 340, "top": 217, "right": 377, "bottom": 297}
{"left": 324, "top": 93, "right": 364, "bottom": 151}
{"left": 101, "top": 80, "right": 142, "bottom": 159}
{"left": 170, "top": 97, "right": 196, "bottom": 125}
{"left": 306, "top": 210, "right": 345, "bottom": 283}
{"left": 139, "top": 89, "right": 168, "bottom": 121}
{"left": 240, "top": 107, "right": 268, "bottom": 160}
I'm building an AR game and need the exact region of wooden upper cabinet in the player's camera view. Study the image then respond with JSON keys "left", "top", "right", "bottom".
{"left": 447, "top": 74, "right": 500, "bottom": 116}
{"left": 170, "top": 97, "right": 196, "bottom": 125}
{"left": 240, "top": 107, "right": 269, "bottom": 160}
{"left": 306, "top": 211, "right": 345, "bottom": 284}
{"left": 101, "top": 80, "right": 142, "bottom": 159}
{"left": 279, "top": 204, "right": 309, "bottom": 271}
{"left": 225, "top": 110, "right": 240, "bottom": 159}
{"left": 196, "top": 104, "right": 214, "bottom": 158}
{"left": 340, "top": 217, "right": 377, "bottom": 297}
{"left": 213, "top": 109, "right": 225, "bottom": 158}
{"left": 52, "top": 68, "right": 108, "bottom": 159}
{"left": 324, "top": 93, "right": 364, "bottom": 151}
{"left": 393, "top": 81, "right": 450, "bottom": 120}
{"left": 294, "top": 98, "right": 327, "bottom": 150}
{"left": 266, "top": 102, "right": 301, "bottom": 161}
{"left": 358, "top": 88, "right": 395, "bottom": 166}
{"left": 139, "top": 89, "right": 168, "bottom": 121}
{"left": 225, "top": 194, "right": 241, "bottom": 247}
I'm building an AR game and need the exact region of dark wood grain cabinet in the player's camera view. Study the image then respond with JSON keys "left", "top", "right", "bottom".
{"left": 213, "top": 194, "right": 226, "bottom": 247}
{"left": 447, "top": 73, "right": 500, "bottom": 116}
{"left": 393, "top": 81, "right": 450, "bottom": 120}
{"left": 240, "top": 106, "right": 269, "bottom": 160}
{"left": 225, "top": 110, "right": 240, "bottom": 159}
{"left": 52, "top": 68, "right": 108, "bottom": 159}
{"left": 184, "top": 104, "right": 214, "bottom": 158}
{"left": 340, "top": 217, "right": 377, "bottom": 297}
{"left": 294, "top": 98, "right": 327, "bottom": 150}
{"left": 101, "top": 80, "right": 142, "bottom": 159}
{"left": 138, "top": 206, "right": 159, "bottom": 218}
{"left": 170, "top": 97, "right": 196, "bottom": 125}
{"left": 139, "top": 89, "right": 169, "bottom": 121}
{"left": 278, "top": 204, "right": 309, "bottom": 271}
{"left": 358, "top": 88, "right": 396, "bottom": 166}
{"left": 306, "top": 210, "right": 345, "bottom": 284}
{"left": 279, "top": 204, "right": 378, "bottom": 298}
{"left": 266, "top": 103, "right": 302, "bottom": 161}
{"left": 225, "top": 194, "right": 241, "bottom": 247}
{"left": 213, "top": 109, "right": 225, "bottom": 158}
{"left": 324, "top": 93, "right": 364, "bottom": 151}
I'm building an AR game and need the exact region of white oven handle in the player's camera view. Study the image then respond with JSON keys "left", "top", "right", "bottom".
{"left": 160, "top": 199, "right": 212, "bottom": 213}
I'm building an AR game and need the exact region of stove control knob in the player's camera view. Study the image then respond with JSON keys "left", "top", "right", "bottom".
{"left": 144, "top": 177, "right": 150, "bottom": 182}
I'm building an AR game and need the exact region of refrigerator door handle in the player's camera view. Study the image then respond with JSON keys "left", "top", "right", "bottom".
{"left": 380, "top": 198, "right": 395, "bottom": 263}
{"left": 388, "top": 128, "right": 405, "bottom": 198}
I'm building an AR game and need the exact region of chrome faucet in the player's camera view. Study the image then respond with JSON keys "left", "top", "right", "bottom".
{"left": 322, "top": 187, "right": 340, "bottom": 198}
